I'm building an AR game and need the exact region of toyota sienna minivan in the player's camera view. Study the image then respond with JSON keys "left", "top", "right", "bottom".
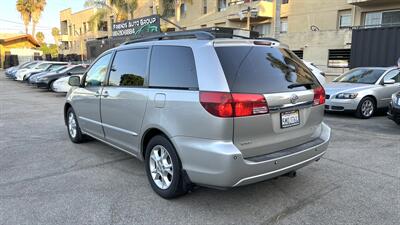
{"left": 64, "top": 31, "right": 331, "bottom": 198}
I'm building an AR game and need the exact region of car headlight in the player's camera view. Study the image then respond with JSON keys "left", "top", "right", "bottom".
{"left": 39, "top": 77, "right": 48, "bottom": 81}
{"left": 393, "top": 94, "right": 400, "bottom": 106}
{"left": 336, "top": 93, "right": 358, "bottom": 99}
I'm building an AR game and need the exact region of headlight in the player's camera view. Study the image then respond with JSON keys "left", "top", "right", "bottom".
{"left": 39, "top": 77, "right": 48, "bottom": 81}
{"left": 393, "top": 94, "right": 400, "bottom": 106}
{"left": 335, "top": 93, "right": 358, "bottom": 99}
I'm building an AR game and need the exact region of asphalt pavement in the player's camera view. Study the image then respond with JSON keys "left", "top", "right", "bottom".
{"left": 0, "top": 72, "right": 399, "bottom": 225}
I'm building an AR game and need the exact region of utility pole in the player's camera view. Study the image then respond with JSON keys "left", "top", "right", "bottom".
{"left": 246, "top": 0, "right": 252, "bottom": 30}
{"left": 273, "top": 0, "right": 282, "bottom": 40}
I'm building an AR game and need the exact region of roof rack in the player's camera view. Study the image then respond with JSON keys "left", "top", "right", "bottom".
{"left": 122, "top": 27, "right": 280, "bottom": 45}
{"left": 123, "top": 31, "right": 215, "bottom": 45}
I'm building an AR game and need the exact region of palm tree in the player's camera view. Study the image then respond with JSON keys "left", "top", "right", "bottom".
{"left": 35, "top": 31, "right": 45, "bottom": 44}
{"left": 84, "top": 0, "right": 137, "bottom": 30}
{"left": 31, "top": 0, "right": 47, "bottom": 36}
{"left": 51, "top": 27, "right": 60, "bottom": 46}
{"left": 16, "top": 0, "right": 32, "bottom": 34}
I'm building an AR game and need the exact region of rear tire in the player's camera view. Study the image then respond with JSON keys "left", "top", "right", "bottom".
{"left": 66, "top": 107, "right": 85, "bottom": 143}
{"left": 144, "top": 135, "right": 189, "bottom": 199}
{"left": 355, "top": 97, "right": 375, "bottom": 119}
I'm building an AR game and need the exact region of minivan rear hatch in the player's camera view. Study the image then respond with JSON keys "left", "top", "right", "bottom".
{"left": 215, "top": 45, "right": 325, "bottom": 158}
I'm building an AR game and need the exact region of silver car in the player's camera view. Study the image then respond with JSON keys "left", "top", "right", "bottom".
{"left": 325, "top": 67, "right": 400, "bottom": 118}
{"left": 64, "top": 31, "right": 331, "bottom": 198}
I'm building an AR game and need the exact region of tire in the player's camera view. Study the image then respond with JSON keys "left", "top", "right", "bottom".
{"left": 355, "top": 97, "right": 376, "bottom": 119}
{"left": 144, "top": 135, "right": 189, "bottom": 199}
{"left": 48, "top": 80, "right": 55, "bottom": 91}
{"left": 66, "top": 107, "right": 85, "bottom": 143}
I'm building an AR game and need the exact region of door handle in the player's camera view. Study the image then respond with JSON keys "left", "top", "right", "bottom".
{"left": 102, "top": 91, "right": 109, "bottom": 98}
{"left": 95, "top": 90, "right": 101, "bottom": 97}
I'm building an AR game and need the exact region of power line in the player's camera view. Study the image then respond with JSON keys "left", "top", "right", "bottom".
{"left": 0, "top": 18, "right": 55, "bottom": 29}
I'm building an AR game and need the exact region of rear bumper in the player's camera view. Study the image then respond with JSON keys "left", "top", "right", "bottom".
{"left": 387, "top": 103, "right": 400, "bottom": 124}
{"left": 325, "top": 98, "right": 358, "bottom": 111}
{"left": 172, "top": 122, "right": 331, "bottom": 188}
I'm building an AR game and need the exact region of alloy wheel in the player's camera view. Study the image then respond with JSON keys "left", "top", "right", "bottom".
{"left": 361, "top": 99, "right": 374, "bottom": 117}
{"left": 68, "top": 112, "right": 77, "bottom": 138}
{"left": 149, "top": 145, "right": 174, "bottom": 190}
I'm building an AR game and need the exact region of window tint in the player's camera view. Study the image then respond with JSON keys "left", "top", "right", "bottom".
{"left": 149, "top": 46, "right": 198, "bottom": 89}
{"left": 108, "top": 48, "right": 148, "bottom": 87}
{"left": 215, "top": 46, "right": 319, "bottom": 94}
{"left": 85, "top": 53, "right": 112, "bottom": 87}
{"left": 384, "top": 69, "right": 400, "bottom": 83}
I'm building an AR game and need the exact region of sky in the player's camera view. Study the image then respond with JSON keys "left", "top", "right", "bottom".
{"left": 0, "top": 0, "right": 85, "bottom": 43}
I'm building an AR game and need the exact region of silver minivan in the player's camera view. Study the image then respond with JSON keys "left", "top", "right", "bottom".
{"left": 65, "top": 31, "right": 331, "bottom": 198}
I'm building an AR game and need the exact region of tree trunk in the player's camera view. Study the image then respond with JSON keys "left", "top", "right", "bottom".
{"left": 32, "top": 23, "right": 36, "bottom": 37}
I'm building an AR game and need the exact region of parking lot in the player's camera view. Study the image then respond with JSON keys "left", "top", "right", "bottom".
{"left": 0, "top": 72, "right": 399, "bottom": 225}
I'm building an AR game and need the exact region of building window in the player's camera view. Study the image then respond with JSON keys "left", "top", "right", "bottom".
{"left": 83, "top": 23, "right": 87, "bottom": 33}
{"left": 252, "top": 23, "right": 271, "bottom": 37}
{"left": 292, "top": 50, "right": 304, "bottom": 59}
{"left": 218, "top": 0, "right": 227, "bottom": 12}
{"left": 282, "top": 0, "right": 289, "bottom": 4}
{"left": 98, "top": 21, "right": 108, "bottom": 32}
{"left": 203, "top": 0, "right": 207, "bottom": 14}
{"left": 338, "top": 10, "right": 352, "bottom": 29}
{"left": 328, "top": 49, "right": 351, "bottom": 68}
{"left": 280, "top": 17, "right": 288, "bottom": 33}
{"left": 365, "top": 10, "right": 400, "bottom": 27}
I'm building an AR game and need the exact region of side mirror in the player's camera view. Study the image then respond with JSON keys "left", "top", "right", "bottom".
{"left": 384, "top": 79, "right": 396, "bottom": 85}
{"left": 67, "top": 72, "right": 72, "bottom": 75}
{"left": 68, "top": 76, "right": 81, "bottom": 87}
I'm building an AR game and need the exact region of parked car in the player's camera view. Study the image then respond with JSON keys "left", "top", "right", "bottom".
{"left": 325, "top": 67, "right": 400, "bottom": 119}
{"left": 14, "top": 61, "right": 67, "bottom": 81}
{"left": 23, "top": 63, "right": 67, "bottom": 81}
{"left": 5, "top": 61, "right": 33, "bottom": 77}
{"left": 303, "top": 60, "right": 326, "bottom": 86}
{"left": 64, "top": 32, "right": 331, "bottom": 198}
{"left": 52, "top": 74, "right": 84, "bottom": 93}
{"left": 6, "top": 61, "right": 39, "bottom": 79}
{"left": 27, "top": 65, "right": 68, "bottom": 85}
{"left": 387, "top": 91, "right": 400, "bottom": 125}
{"left": 35, "top": 65, "right": 88, "bottom": 90}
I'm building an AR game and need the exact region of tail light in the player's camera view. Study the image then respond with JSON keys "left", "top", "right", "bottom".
{"left": 313, "top": 86, "right": 326, "bottom": 106}
{"left": 200, "top": 92, "right": 269, "bottom": 118}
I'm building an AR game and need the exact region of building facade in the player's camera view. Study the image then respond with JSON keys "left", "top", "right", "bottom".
{"left": 60, "top": 0, "right": 400, "bottom": 73}
{"left": 0, "top": 33, "right": 41, "bottom": 68}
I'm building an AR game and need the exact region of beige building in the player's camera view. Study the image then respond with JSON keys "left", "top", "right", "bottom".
{"left": 60, "top": 0, "right": 400, "bottom": 72}
{"left": 59, "top": 8, "right": 109, "bottom": 58}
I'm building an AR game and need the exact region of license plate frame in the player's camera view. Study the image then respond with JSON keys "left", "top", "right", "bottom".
{"left": 280, "top": 110, "right": 300, "bottom": 128}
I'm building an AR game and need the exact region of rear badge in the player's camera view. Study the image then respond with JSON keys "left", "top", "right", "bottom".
{"left": 290, "top": 94, "right": 299, "bottom": 104}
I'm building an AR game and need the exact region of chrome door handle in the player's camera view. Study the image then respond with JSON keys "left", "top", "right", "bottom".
{"left": 102, "top": 91, "right": 109, "bottom": 98}
{"left": 95, "top": 90, "right": 101, "bottom": 97}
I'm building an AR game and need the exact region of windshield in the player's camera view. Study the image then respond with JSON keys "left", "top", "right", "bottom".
{"left": 36, "top": 63, "right": 51, "bottom": 70}
{"left": 26, "top": 62, "right": 38, "bottom": 69}
{"left": 58, "top": 66, "right": 75, "bottom": 74}
{"left": 54, "top": 66, "right": 67, "bottom": 73}
{"left": 333, "top": 68, "right": 385, "bottom": 84}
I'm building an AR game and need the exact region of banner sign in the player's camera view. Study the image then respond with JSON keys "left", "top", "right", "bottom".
{"left": 112, "top": 15, "right": 160, "bottom": 38}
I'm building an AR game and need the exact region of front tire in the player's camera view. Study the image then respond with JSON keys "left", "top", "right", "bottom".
{"left": 145, "top": 135, "right": 189, "bottom": 199}
{"left": 66, "top": 107, "right": 85, "bottom": 143}
{"left": 355, "top": 97, "right": 376, "bottom": 119}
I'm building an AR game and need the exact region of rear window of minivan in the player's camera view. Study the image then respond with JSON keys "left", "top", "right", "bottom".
{"left": 215, "top": 46, "right": 320, "bottom": 94}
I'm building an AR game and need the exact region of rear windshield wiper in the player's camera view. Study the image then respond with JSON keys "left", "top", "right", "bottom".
{"left": 288, "top": 83, "right": 313, "bottom": 89}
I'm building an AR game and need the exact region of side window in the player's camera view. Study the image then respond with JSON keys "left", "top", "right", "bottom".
{"left": 384, "top": 69, "right": 400, "bottom": 83}
{"left": 85, "top": 53, "right": 112, "bottom": 87}
{"left": 149, "top": 46, "right": 198, "bottom": 89}
{"left": 108, "top": 48, "right": 148, "bottom": 87}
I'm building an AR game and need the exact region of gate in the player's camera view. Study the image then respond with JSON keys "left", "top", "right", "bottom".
{"left": 350, "top": 26, "right": 400, "bottom": 68}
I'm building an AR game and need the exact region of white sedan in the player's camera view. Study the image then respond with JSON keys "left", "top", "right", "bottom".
{"left": 51, "top": 74, "right": 84, "bottom": 93}
{"left": 303, "top": 60, "right": 326, "bottom": 87}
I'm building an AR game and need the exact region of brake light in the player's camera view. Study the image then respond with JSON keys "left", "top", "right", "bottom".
{"left": 200, "top": 92, "right": 269, "bottom": 117}
{"left": 313, "top": 87, "right": 326, "bottom": 106}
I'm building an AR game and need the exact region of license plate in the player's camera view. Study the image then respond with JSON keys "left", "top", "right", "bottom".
{"left": 280, "top": 110, "right": 300, "bottom": 128}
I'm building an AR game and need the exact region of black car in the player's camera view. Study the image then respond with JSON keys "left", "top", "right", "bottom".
{"left": 388, "top": 91, "right": 400, "bottom": 125}
{"left": 35, "top": 65, "right": 88, "bottom": 90}
{"left": 27, "top": 65, "right": 68, "bottom": 85}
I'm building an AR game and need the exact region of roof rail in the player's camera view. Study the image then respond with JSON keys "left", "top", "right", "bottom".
{"left": 123, "top": 31, "right": 215, "bottom": 45}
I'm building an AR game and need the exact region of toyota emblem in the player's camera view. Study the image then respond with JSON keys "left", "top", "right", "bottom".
{"left": 290, "top": 94, "right": 299, "bottom": 104}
